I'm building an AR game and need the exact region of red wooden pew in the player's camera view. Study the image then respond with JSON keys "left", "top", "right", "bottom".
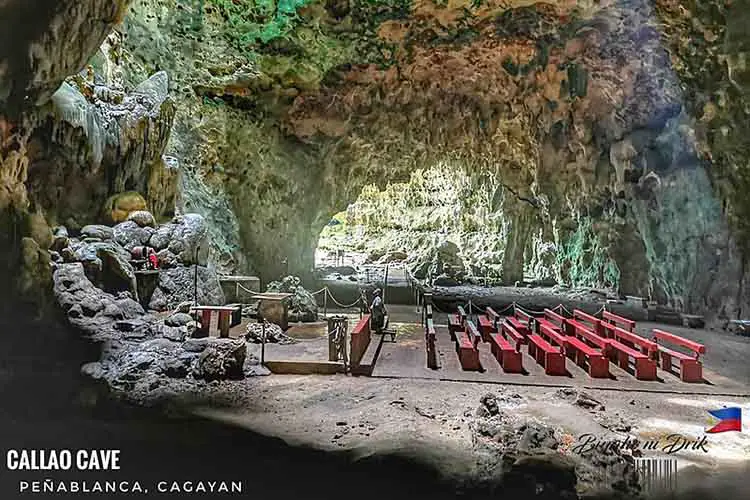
{"left": 653, "top": 329, "right": 705, "bottom": 383}
{"left": 350, "top": 314, "right": 372, "bottom": 366}
{"left": 502, "top": 321, "right": 526, "bottom": 350}
{"left": 564, "top": 320, "right": 609, "bottom": 378}
{"left": 506, "top": 313, "right": 530, "bottom": 337}
{"left": 536, "top": 308, "right": 566, "bottom": 334}
{"left": 567, "top": 319, "right": 611, "bottom": 355}
{"left": 527, "top": 334, "right": 566, "bottom": 375}
{"left": 601, "top": 322, "right": 657, "bottom": 357}
{"left": 572, "top": 309, "right": 603, "bottom": 336}
{"left": 515, "top": 307, "right": 534, "bottom": 326}
{"left": 465, "top": 320, "right": 482, "bottom": 349}
{"left": 455, "top": 330, "right": 480, "bottom": 371}
{"left": 538, "top": 322, "right": 569, "bottom": 350}
{"left": 486, "top": 306, "right": 501, "bottom": 326}
{"left": 489, "top": 333, "right": 523, "bottom": 373}
{"left": 602, "top": 310, "right": 636, "bottom": 332}
{"left": 477, "top": 315, "right": 496, "bottom": 341}
{"left": 600, "top": 323, "right": 656, "bottom": 380}
{"left": 449, "top": 305, "right": 467, "bottom": 340}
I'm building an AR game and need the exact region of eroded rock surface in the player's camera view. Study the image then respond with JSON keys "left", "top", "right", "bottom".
{"left": 469, "top": 393, "right": 641, "bottom": 499}
{"left": 54, "top": 261, "right": 262, "bottom": 398}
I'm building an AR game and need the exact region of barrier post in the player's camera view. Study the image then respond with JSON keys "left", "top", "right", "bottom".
{"left": 323, "top": 289, "right": 328, "bottom": 319}
{"left": 261, "top": 319, "right": 266, "bottom": 365}
{"left": 383, "top": 264, "right": 389, "bottom": 304}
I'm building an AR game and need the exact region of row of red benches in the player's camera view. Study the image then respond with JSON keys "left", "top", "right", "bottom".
{"left": 450, "top": 305, "right": 706, "bottom": 382}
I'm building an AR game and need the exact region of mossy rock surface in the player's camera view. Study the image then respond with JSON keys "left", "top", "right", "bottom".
{"left": 104, "top": 192, "right": 149, "bottom": 224}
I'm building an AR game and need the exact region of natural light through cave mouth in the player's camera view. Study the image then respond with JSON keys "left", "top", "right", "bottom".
{"left": 315, "top": 161, "right": 620, "bottom": 292}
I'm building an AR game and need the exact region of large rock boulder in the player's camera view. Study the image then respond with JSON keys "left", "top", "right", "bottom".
{"left": 80, "top": 224, "right": 114, "bottom": 241}
{"left": 127, "top": 210, "right": 156, "bottom": 228}
{"left": 469, "top": 393, "right": 640, "bottom": 499}
{"left": 70, "top": 240, "right": 138, "bottom": 299}
{"left": 53, "top": 263, "right": 145, "bottom": 340}
{"left": 410, "top": 240, "right": 467, "bottom": 283}
{"left": 186, "top": 338, "right": 247, "bottom": 381}
{"left": 149, "top": 265, "right": 225, "bottom": 311}
{"left": 148, "top": 214, "right": 209, "bottom": 265}
{"left": 104, "top": 191, "right": 148, "bottom": 224}
{"left": 113, "top": 220, "right": 155, "bottom": 251}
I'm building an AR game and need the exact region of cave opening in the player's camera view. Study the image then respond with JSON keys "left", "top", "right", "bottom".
{"left": 313, "top": 161, "right": 591, "bottom": 293}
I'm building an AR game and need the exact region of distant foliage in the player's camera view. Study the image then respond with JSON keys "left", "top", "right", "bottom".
{"left": 207, "top": 0, "right": 312, "bottom": 50}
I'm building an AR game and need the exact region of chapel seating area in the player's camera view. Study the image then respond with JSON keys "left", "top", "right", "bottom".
{"left": 425, "top": 301, "right": 707, "bottom": 384}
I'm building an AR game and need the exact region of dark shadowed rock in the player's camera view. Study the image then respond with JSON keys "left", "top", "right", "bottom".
{"left": 165, "top": 312, "right": 193, "bottom": 327}
{"left": 114, "top": 221, "right": 155, "bottom": 251}
{"left": 191, "top": 339, "right": 246, "bottom": 381}
{"left": 149, "top": 265, "right": 225, "bottom": 311}
{"left": 81, "top": 225, "right": 114, "bottom": 241}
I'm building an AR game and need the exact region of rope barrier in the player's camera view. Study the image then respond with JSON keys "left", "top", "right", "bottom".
{"left": 236, "top": 282, "right": 362, "bottom": 310}
{"left": 513, "top": 302, "right": 551, "bottom": 316}
{"left": 236, "top": 280, "right": 608, "bottom": 320}
{"left": 418, "top": 299, "right": 610, "bottom": 320}
{"left": 324, "top": 288, "right": 363, "bottom": 309}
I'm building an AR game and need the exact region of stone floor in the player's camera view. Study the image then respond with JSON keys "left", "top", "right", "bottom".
{"left": 236, "top": 305, "right": 750, "bottom": 396}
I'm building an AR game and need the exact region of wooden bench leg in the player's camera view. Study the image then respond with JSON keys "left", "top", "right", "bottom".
{"left": 459, "top": 348, "right": 481, "bottom": 371}
{"left": 680, "top": 359, "right": 703, "bottom": 383}
{"left": 218, "top": 310, "right": 230, "bottom": 338}
{"left": 501, "top": 349, "right": 523, "bottom": 373}
{"left": 545, "top": 352, "right": 566, "bottom": 376}
{"left": 617, "top": 350, "right": 630, "bottom": 370}
{"left": 528, "top": 341, "right": 537, "bottom": 360}
{"left": 659, "top": 351, "right": 672, "bottom": 371}
{"left": 635, "top": 358, "right": 657, "bottom": 381}
{"left": 535, "top": 348, "right": 545, "bottom": 366}
{"left": 575, "top": 349, "right": 586, "bottom": 367}
{"left": 448, "top": 322, "right": 458, "bottom": 341}
{"left": 588, "top": 355, "right": 609, "bottom": 378}
{"left": 490, "top": 342, "right": 500, "bottom": 360}
{"left": 199, "top": 310, "right": 212, "bottom": 336}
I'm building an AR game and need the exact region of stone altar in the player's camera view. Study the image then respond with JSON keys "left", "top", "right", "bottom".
{"left": 254, "top": 293, "right": 294, "bottom": 331}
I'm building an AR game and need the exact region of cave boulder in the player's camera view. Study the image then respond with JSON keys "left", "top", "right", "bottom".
{"left": 81, "top": 225, "right": 114, "bottom": 241}
{"left": 148, "top": 265, "right": 225, "bottom": 311}
{"left": 409, "top": 240, "right": 467, "bottom": 282}
{"left": 127, "top": 210, "right": 156, "bottom": 228}
{"left": 51, "top": 226, "right": 70, "bottom": 252}
{"left": 96, "top": 244, "right": 139, "bottom": 300}
{"left": 190, "top": 338, "right": 246, "bottom": 381}
{"left": 114, "top": 220, "right": 155, "bottom": 251}
{"left": 149, "top": 224, "right": 175, "bottom": 251}
{"left": 166, "top": 214, "right": 209, "bottom": 265}
{"left": 53, "top": 263, "right": 145, "bottom": 340}
{"left": 71, "top": 240, "right": 137, "bottom": 297}
{"left": 105, "top": 191, "right": 148, "bottom": 224}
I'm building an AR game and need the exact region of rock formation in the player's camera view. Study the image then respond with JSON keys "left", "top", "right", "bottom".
{"left": 0, "top": 0, "right": 177, "bottom": 311}
{"left": 88, "top": 0, "right": 749, "bottom": 324}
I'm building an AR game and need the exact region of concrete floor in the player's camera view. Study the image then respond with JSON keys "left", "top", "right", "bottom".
{"left": 237, "top": 305, "right": 750, "bottom": 396}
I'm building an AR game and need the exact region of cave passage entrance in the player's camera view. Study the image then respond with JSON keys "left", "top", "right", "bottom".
{"left": 315, "top": 163, "right": 479, "bottom": 273}
{"left": 314, "top": 161, "right": 619, "bottom": 291}
{"left": 313, "top": 162, "right": 540, "bottom": 285}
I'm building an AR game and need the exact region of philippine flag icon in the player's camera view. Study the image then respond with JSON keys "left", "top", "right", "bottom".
{"left": 706, "top": 407, "right": 742, "bottom": 433}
